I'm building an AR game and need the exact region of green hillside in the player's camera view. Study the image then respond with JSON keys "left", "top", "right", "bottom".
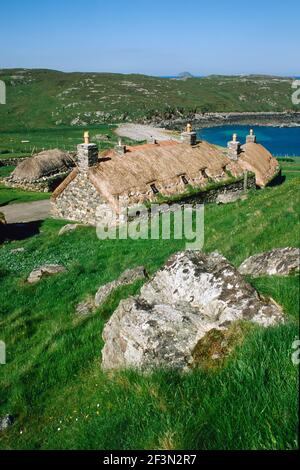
{"left": 0, "top": 167, "right": 299, "bottom": 450}
{"left": 0, "top": 69, "right": 297, "bottom": 131}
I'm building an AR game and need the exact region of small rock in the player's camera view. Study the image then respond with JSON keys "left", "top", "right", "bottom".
{"left": 27, "top": 264, "right": 67, "bottom": 284}
{"left": 216, "top": 191, "right": 247, "bottom": 204}
{"left": 10, "top": 247, "right": 25, "bottom": 254}
{"left": 76, "top": 299, "right": 95, "bottom": 316}
{"left": 239, "top": 247, "right": 300, "bottom": 277}
{"left": 0, "top": 415, "right": 14, "bottom": 432}
{"left": 58, "top": 224, "right": 79, "bottom": 236}
{"left": 95, "top": 266, "right": 147, "bottom": 307}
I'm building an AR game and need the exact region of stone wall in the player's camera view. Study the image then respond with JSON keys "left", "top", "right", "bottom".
{"left": 51, "top": 170, "right": 115, "bottom": 225}
{"left": 1, "top": 171, "right": 71, "bottom": 193}
{"left": 163, "top": 174, "right": 256, "bottom": 206}
{"left": 51, "top": 172, "right": 256, "bottom": 227}
{"left": 0, "top": 157, "right": 27, "bottom": 167}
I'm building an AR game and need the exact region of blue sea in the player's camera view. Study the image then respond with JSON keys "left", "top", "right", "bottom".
{"left": 196, "top": 125, "right": 300, "bottom": 157}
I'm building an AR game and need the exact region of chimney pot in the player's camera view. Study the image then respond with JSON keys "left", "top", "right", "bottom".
{"left": 246, "top": 129, "right": 257, "bottom": 144}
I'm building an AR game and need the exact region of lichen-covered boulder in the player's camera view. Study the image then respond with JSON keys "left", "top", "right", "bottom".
{"left": 101, "top": 251, "right": 284, "bottom": 371}
{"left": 239, "top": 247, "right": 299, "bottom": 277}
{"left": 27, "top": 264, "right": 67, "bottom": 284}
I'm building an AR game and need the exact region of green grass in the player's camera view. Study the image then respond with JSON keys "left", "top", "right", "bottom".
{"left": 0, "top": 183, "right": 50, "bottom": 206}
{"left": 0, "top": 69, "right": 298, "bottom": 132}
{"left": 0, "top": 171, "right": 299, "bottom": 450}
{"left": 0, "top": 165, "right": 51, "bottom": 206}
{"left": 0, "top": 124, "right": 139, "bottom": 159}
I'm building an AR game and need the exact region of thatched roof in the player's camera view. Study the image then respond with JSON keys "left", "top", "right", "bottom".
{"left": 12, "top": 149, "right": 75, "bottom": 182}
{"left": 89, "top": 141, "right": 232, "bottom": 197}
{"left": 52, "top": 140, "right": 279, "bottom": 206}
{"left": 239, "top": 143, "right": 279, "bottom": 187}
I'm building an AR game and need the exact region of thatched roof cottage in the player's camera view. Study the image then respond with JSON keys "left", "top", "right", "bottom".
{"left": 4, "top": 149, "right": 75, "bottom": 192}
{"left": 51, "top": 127, "right": 279, "bottom": 226}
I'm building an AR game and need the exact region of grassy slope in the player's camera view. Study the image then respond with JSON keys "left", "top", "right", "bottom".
{"left": 0, "top": 69, "right": 297, "bottom": 132}
{"left": 0, "top": 166, "right": 299, "bottom": 450}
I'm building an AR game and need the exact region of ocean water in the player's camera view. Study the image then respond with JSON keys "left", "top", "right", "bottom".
{"left": 196, "top": 125, "right": 300, "bottom": 156}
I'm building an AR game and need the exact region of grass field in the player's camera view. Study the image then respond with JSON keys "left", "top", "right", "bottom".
{"left": 0, "top": 124, "right": 127, "bottom": 159}
{"left": 0, "top": 69, "right": 298, "bottom": 132}
{"left": 0, "top": 163, "right": 299, "bottom": 450}
{"left": 0, "top": 167, "right": 50, "bottom": 206}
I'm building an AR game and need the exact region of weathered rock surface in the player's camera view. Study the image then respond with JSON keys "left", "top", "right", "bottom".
{"left": 76, "top": 298, "right": 95, "bottom": 316}
{"left": 27, "top": 264, "right": 67, "bottom": 284}
{"left": 239, "top": 247, "right": 300, "bottom": 277}
{"left": 58, "top": 223, "right": 80, "bottom": 236}
{"left": 101, "top": 251, "right": 284, "bottom": 371}
{"left": 95, "top": 266, "right": 147, "bottom": 307}
{"left": 0, "top": 415, "right": 14, "bottom": 432}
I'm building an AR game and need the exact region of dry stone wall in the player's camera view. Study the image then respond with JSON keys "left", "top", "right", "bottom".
{"left": 52, "top": 173, "right": 256, "bottom": 226}
{"left": 51, "top": 170, "right": 114, "bottom": 225}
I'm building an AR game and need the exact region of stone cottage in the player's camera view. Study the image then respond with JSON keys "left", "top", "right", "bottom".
{"left": 51, "top": 127, "right": 279, "bottom": 226}
{"left": 3, "top": 149, "right": 76, "bottom": 192}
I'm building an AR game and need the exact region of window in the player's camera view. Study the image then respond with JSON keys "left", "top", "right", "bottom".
{"left": 181, "top": 175, "right": 189, "bottom": 185}
{"left": 150, "top": 183, "right": 159, "bottom": 194}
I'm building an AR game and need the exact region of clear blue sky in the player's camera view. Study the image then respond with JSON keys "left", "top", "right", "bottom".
{"left": 1, "top": 0, "right": 299, "bottom": 76}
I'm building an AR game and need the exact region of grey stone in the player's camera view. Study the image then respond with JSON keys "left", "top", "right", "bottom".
{"left": 27, "top": 264, "right": 67, "bottom": 284}
{"left": 239, "top": 247, "right": 300, "bottom": 277}
{"left": 216, "top": 191, "right": 247, "bottom": 204}
{"left": 76, "top": 299, "right": 95, "bottom": 316}
{"left": 95, "top": 266, "right": 147, "bottom": 307}
{"left": 0, "top": 415, "right": 14, "bottom": 432}
{"left": 101, "top": 251, "right": 284, "bottom": 371}
{"left": 58, "top": 224, "right": 79, "bottom": 236}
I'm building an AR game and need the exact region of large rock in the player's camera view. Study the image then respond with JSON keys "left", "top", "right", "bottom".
{"left": 101, "top": 251, "right": 284, "bottom": 371}
{"left": 27, "top": 264, "right": 67, "bottom": 284}
{"left": 239, "top": 247, "right": 300, "bottom": 277}
{"left": 95, "top": 266, "right": 147, "bottom": 307}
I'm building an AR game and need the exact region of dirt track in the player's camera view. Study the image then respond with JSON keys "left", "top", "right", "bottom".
{"left": 1, "top": 200, "right": 51, "bottom": 224}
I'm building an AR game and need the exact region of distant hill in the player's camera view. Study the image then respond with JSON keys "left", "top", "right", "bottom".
{"left": 0, "top": 69, "right": 297, "bottom": 131}
{"left": 177, "top": 71, "right": 194, "bottom": 79}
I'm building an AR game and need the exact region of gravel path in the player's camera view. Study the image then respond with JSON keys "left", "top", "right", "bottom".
{"left": 1, "top": 200, "right": 51, "bottom": 223}
{"left": 115, "top": 124, "right": 180, "bottom": 142}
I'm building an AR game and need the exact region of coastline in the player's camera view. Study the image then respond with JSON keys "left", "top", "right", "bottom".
{"left": 148, "top": 111, "right": 300, "bottom": 130}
